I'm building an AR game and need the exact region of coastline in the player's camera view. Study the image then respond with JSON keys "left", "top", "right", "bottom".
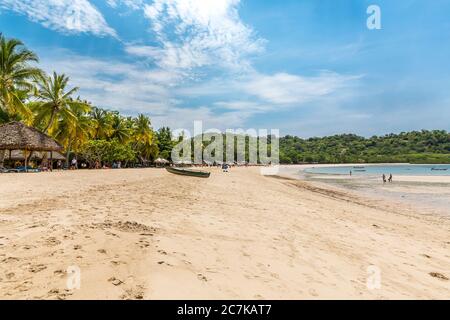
{"left": 276, "top": 165, "right": 450, "bottom": 217}
{"left": 1, "top": 168, "right": 449, "bottom": 299}
{"left": 277, "top": 164, "right": 450, "bottom": 183}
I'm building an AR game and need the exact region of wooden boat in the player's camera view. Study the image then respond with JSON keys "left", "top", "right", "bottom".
{"left": 431, "top": 168, "right": 448, "bottom": 171}
{"left": 166, "top": 167, "right": 211, "bottom": 178}
{"left": 353, "top": 166, "right": 365, "bottom": 169}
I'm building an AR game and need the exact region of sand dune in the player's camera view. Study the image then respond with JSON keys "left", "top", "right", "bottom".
{"left": 0, "top": 168, "right": 449, "bottom": 299}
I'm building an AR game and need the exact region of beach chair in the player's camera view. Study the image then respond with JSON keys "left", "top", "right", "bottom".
{"left": 0, "top": 166, "right": 19, "bottom": 173}
{"left": 16, "top": 166, "right": 40, "bottom": 173}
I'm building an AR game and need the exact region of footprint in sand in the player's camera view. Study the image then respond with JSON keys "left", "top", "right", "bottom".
{"left": 1, "top": 256, "right": 19, "bottom": 263}
{"left": 48, "top": 288, "right": 74, "bottom": 300}
{"left": 197, "top": 274, "right": 208, "bottom": 282}
{"left": 6, "top": 272, "right": 15, "bottom": 279}
{"left": 15, "top": 280, "right": 33, "bottom": 292}
{"left": 120, "top": 286, "right": 145, "bottom": 300}
{"left": 138, "top": 239, "right": 150, "bottom": 248}
{"left": 45, "top": 237, "right": 61, "bottom": 247}
{"left": 29, "top": 264, "right": 47, "bottom": 273}
{"left": 108, "top": 277, "right": 124, "bottom": 286}
{"left": 308, "top": 288, "right": 319, "bottom": 297}
{"left": 429, "top": 272, "right": 449, "bottom": 281}
{"left": 53, "top": 269, "right": 65, "bottom": 277}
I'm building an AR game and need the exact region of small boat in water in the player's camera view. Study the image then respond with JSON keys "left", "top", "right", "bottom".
{"left": 431, "top": 168, "right": 448, "bottom": 171}
{"left": 166, "top": 167, "right": 211, "bottom": 178}
{"left": 353, "top": 166, "right": 365, "bottom": 169}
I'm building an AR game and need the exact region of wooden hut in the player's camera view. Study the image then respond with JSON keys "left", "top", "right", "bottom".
{"left": 0, "top": 122, "right": 63, "bottom": 171}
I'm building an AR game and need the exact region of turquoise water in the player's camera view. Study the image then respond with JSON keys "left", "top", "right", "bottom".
{"left": 304, "top": 164, "right": 450, "bottom": 176}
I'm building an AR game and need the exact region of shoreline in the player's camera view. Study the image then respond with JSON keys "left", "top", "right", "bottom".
{"left": 276, "top": 164, "right": 450, "bottom": 184}
{"left": 275, "top": 165, "right": 450, "bottom": 217}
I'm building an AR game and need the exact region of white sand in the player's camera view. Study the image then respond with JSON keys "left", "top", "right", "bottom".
{"left": 0, "top": 168, "right": 449, "bottom": 299}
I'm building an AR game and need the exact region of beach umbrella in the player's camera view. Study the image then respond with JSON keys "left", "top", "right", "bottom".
{"left": 0, "top": 122, "right": 63, "bottom": 171}
{"left": 155, "top": 157, "right": 170, "bottom": 164}
{"left": 154, "top": 158, "right": 170, "bottom": 167}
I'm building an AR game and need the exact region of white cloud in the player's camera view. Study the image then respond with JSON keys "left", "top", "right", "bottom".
{"left": 39, "top": 50, "right": 177, "bottom": 114}
{"left": 38, "top": 50, "right": 253, "bottom": 130}
{"left": 151, "top": 106, "right": 252, "bottom": 130}
{"left": 126, "top": 0, "right": 265, "bottom": 72}
{"left": 242, "top": 72, "right": 361, "bottom": 105}
{"left": 176, "top": 71, "right": 360, "bottom": 112}
{"left": 0, "top": 0, "right": 116, "bottom": 37}
{"left": 106, "top": 0, "right": 144, "bottom": 10}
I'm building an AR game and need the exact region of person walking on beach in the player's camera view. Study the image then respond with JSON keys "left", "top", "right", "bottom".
{"left": 388, "top": 174, "right": 393, "bottom": 183}
{"left": 222, "top": 163, "right": 229, "bottom": 173}
{"left": 382, "top": 174, "right": 386, "bottom": 183}
{"left": 71, "top": 158, "right": 78, "bottom": 170}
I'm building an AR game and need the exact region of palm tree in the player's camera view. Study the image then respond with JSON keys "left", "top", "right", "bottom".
{"left": 90, "top": 107, "right": 112, "bottom": 140}
{"left": 133, "top": 114, "right": 158, "bottom": 163}
{"left": 109, "top": 113, "right": 131, "bottom": 143}
{"left": 0, "top": 34, "right": 41, "bottom": 122}
{"left": 54, "top": 104, "right": 93, "bottom": 166}
{"left": 32, "top": 72, "right": 88, "bottom": 135}
{"left": 0, "top": 34, "right": 42, "bottom": 166}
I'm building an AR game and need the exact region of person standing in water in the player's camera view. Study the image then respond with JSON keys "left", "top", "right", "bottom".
{"left": 388, "top": 174, "right": 393, "bottom": 183}
{"left": 382, "top": 174, "right": 386, "bottom": 183}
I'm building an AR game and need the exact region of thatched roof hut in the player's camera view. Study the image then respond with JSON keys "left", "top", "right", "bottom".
{"left": 8, "top": 150, "right": 65, "bottom": 161}
{"left": 0, "top": 122, "right": 63, "bottom": 152}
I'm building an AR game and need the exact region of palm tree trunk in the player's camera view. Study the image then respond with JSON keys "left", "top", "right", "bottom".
{"left": 0, "top": 150, "right": 5, "bottom": 167}
{"left": 66, "top": 141, "right": 72, "bottom": 168}
{"left": 41, "top": 110, "right": 57, "bottom": 169}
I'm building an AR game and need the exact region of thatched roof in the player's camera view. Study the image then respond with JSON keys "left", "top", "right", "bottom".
{"left": 8, "top": 150, "right": 66, "bottom": 161}
{"left": 0, "top": 122, "right": 63, "bottom": 152}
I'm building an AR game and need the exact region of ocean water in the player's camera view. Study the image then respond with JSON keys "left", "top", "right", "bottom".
{"left": 304, "top": 164, "right": 450, "bottom": 176}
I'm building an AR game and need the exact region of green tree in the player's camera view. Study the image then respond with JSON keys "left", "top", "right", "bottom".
{"left": 90, "top": 107, "right": 113, "bottom": 140}
{"left": 0, "top": 34, "right": 41, "bottom": 166}
{"left": 109, "top": 113, "right": 131, "bottom": 143}
{"left": 54, "top": 104, "right": 93, "bottom": 165}
{"left": 0, "top": 34, "right": 41, "bottom": 122}
{"left": 32, "top": 72, "right": 89, "bottom": 135}
{"left": 156, "top": 126, "right": 174, "bottom": 160}
{"left": 133, "top": 114, "right": 158, "bottom": 163}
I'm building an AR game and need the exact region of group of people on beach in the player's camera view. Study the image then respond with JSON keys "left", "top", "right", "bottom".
{"left": 382, "top": 173, "right": 393, "bottom": 183}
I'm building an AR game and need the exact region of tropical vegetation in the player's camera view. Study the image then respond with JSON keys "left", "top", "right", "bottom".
{"left": 279, "top": 131, "right": 450, "bottom": 164}
{"left": 0, "top": 34, "right": 161, "bottom": 167}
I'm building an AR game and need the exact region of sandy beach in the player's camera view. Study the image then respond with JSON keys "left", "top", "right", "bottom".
{"left": 0, "top": 167, "right": 449, "bottom": 299}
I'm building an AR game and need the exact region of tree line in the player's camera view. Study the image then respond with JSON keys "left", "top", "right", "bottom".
{"left": 279, "top": 131, "right": 450, "bottom": 164}
{"left": 0, "top": 34, "right": 174, "bottom": 167}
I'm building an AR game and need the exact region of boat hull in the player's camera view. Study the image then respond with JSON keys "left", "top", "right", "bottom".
{"left": 166, "top": 167, "right": 211, "bottom": 178}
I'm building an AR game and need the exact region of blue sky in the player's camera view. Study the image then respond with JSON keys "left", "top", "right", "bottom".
{"left": 1, "top": 0, "right": 449, "bottom": 137}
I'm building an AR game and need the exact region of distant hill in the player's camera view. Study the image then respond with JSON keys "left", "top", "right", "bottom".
{"left": 280, "top": 130, "right": 450, "bottom": 164}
